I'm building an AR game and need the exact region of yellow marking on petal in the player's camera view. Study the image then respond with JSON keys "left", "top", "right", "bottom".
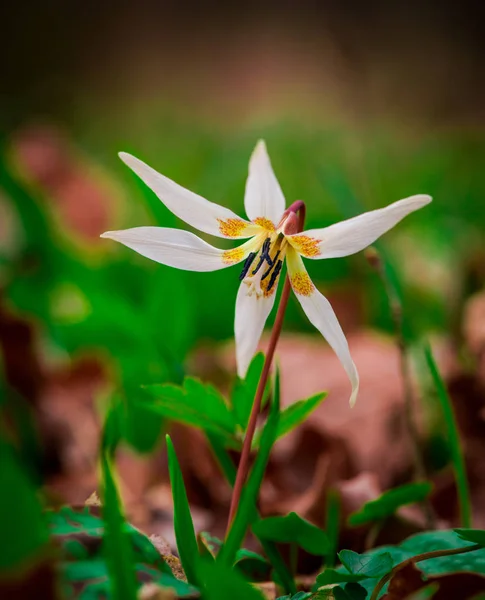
{"left": 217, "top": 218, "right": 250, "bottom": 238}
{"left": 289, "top": 235, "right": 321, "bottom": 258}
{"left": 253, "top": 217, "right": 275, "bottom": 232}
{"left": 290, "top": 271, "right": 315, "bottom": 296}
{"left": 222, "top": 247, "right": 246, "bottom": 265}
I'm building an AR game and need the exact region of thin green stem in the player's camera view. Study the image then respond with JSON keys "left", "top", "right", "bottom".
{"left": 226, "top": 203, "right": 306, "bottom": 532}
{"left": 425, "top": 344, "right": 472, "bottom": 528}
{"left": 369, "top": 543, "right": 481, "bottom": 600}
{"left": 366, "top": 248, "right": 435, "bottom": 529}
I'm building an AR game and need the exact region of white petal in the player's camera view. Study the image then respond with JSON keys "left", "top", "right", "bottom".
{"left": 119, "top": 152, "right": 258, "bottom": 239}
{"left": 244, "top": 140, "right": 286, "bottom": 225}
{"left": 286, "top": 248, "right": 359, "bottom": 406}
{"left": 234, "top": 278, "right": 278, "bottom": 378}
{"left": 288, "top": 194, "right": 432, "bottom": 259}
{"left": 101, "top": 227, "right": 253, "bottom": 271}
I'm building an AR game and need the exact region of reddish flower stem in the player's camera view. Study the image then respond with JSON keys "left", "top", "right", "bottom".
{"left": 226, "top": 202, "right": 306, "bottom": 533}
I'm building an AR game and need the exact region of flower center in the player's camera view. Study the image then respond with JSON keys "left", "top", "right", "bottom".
{"left": 239, "top": 234, "right": 286, "bottom": 298}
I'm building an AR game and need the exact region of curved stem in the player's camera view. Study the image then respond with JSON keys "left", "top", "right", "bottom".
{"left": 369, "top": 544, "right": 481, "bottom": 600}
{"left": 225, "top": 203, "right": 306, "bottom": 533}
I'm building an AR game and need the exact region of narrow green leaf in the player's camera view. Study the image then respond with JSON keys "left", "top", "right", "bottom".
{"left": 101, "top": 452, "right": 138, "bottom": 600}
{"left": 348, "top": 482, "right": 432, "bottom": 526}
{"left": 325, "top": 489, "right": 340, "bottom": 568}
{"left": 231, "top": 352, "right": 265, "bottom": 429}
{"left": 197, "top": 558, "right": 265, "bottom": 599}
{"left": 166, "top": 435, "right": 200, "bottom": 585}
{"left": 454, "top": 528, "right": 485, "bottom": 546}
{"left": 0, "top": 438, "right": 49, "bottom": 571}
{"left": 276, "top": 392, "right": 327, "bottom": 441}
{"left": 218, "top": 390, "right": 280, "bottom": 566}
{"left": 253, "top": 512, "right": 330, "bottom": 556}
{"left": 338, "top": 550, "right": 393, "bottom": 578}
{"left": 424, "top": 344, "right": 472, "bottom": 528}
{"left": 251, "top": 391, "right": 327, "bottom": 450}
{"left": 205, "top": 434, "right": 296, "bottom": 594}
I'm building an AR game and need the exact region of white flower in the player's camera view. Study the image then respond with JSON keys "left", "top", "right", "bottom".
{"left": 102, "top": 141, "right": 431, "bottom": 406}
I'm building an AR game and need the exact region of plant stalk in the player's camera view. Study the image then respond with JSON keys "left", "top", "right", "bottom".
{"left": 226, "top": 201, "right": 306, "bottom": 532}
{"left": 366, "top": 248, "right": 435, "bottom": 529}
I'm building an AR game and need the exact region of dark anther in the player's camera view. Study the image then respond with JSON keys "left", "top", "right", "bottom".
{"left": 239, "top": 252, "right": 257, "bottom": 280}
{"left": 252, "top": 238, "right": 273, "bottom": 275}
{"left": 267, "top": 260, "right": 283, "bottom": 292}
{"left": 261, "top": 250, "right": 281, "bottom": 280}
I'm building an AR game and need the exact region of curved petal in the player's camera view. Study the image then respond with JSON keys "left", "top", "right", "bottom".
{"left": 101, "top": 227, "right": 257, "bottom": 271}
{"left": 286, "top": 248, "right": 359, "bottom": 406}
{"left": 234, "top": 276, "right": 279, "bottom": 378}
{"left": 119, "top": 152, "right": 259, "bottom": 239}
{"left": 287, "top": 194, "right": 432, "bottom": 259}
{"left": 244, "top": 140, "right": 286, "bottom": 226}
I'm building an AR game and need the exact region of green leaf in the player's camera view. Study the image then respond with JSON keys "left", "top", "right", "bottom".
{"left": 315, "top": 569, "right": 366, "bottom": 587}
{"left": 348, "top": 482, "right": 433, "bottom": 526}
{"left": 276, "top": 392, "right": 328, "bottom": 441}
{"left": 0, "top": 438, "right": 49, "bottom": 571}
{"left": 235, "top": 548, "right": 271, "bottom": 580}
{"left": 424, "top": 344, "right": 472, "bottom": 527}
{"left": 231, "top": 352, "right": 265, "bottom": 429}
{"left": 142, "top": 378, "right": 236, "bottom": 441}
{"left": 252, "top": 391, "right": 327, "bottom": 450}
{"left": 218, "top": 390, "right": 280, "bottom": 566}
{"left": 454, "top": 528, "right": 485, "bottom": 546}
{"left": 197, "top": 558, "right": 265, "bottom": 600}
{"left": 324, "top": 489, "right": 340, "bottom": 567}
{"left": 253, "top": 512, "right": 330, "bottom": 556}
{"left": 314, "top": 551, "right": 392, "bottom": 588}
{"left": 49, "top": 505, "right": 104, "bottom": 537}
{"left": 197, "top": 531, "right": 221, "bottom": 561}
{"left": 166, "top": 435, "right": 200, "bottom": 585}
{"left": 340, "top": 530, "right": 485, "bottom": 597}
{"left": 48, "top": 504, "right": 173, "bottom": 574}
{"left": 338, "top": 550, "right": 393, "bottom": 577}
{"left": 61, "top": 560, "right": 198, "bottom": 599}
{"left": 101, "top": 451, "right": 138, "bottom": 600}
{"left": 333, "top": 583, "right": 367, "bottom": 600}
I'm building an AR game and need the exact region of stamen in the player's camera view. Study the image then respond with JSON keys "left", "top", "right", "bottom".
{"left": 261, "top": 250, "right": 281, "bottom": 280}
{"left": 239, "top": 252, "right": 257, "bottom": 280}
{"left": 267, "top": 259, "right": 283, "bottom": 292}
{"left": 252, "top": 238, "right": 273, "bottom": 275}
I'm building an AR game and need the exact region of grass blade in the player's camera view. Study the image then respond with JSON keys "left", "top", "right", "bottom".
{"left": 101, "top": 451, "right": 138, "bottom": 600}
{"left": 424, "top": 344, "right": 472, "bottom": 527}
{"left": 166, "top": 434, "right": 200, "bottom": 585}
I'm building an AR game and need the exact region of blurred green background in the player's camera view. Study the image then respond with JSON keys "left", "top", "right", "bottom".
{"left": 1, "top": 1, "right": 484, "bottom": 471}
